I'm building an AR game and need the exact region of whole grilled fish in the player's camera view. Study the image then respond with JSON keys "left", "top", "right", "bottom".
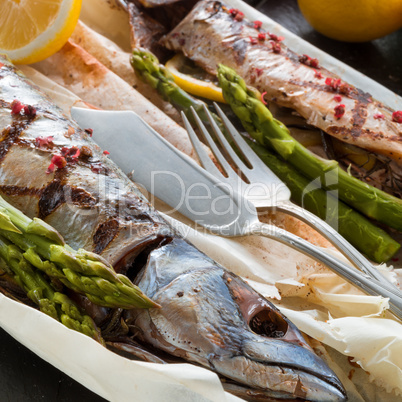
{"left": 0, "top": 55, "right": 346, "bottom": 401}
{"left": 163, "top": 0, "right": 402, "bottom": 164}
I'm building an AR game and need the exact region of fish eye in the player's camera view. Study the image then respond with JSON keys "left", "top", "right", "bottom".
{"left": 249, "top": 309, "right": 288, "bottom": 338}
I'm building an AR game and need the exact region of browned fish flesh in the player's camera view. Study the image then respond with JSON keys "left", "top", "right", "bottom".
{"left": 163, "top": 0, "right": 402, "bottom": 164}
{"left": 126, "top": 2, "right": 168, "bottom": 60}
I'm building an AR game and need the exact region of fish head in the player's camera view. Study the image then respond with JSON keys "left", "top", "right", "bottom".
{"left": 208, "top": 271, "right": 347, "bottom": 401}
{"left": 127, "top": 239, "right": 347, "bottom": 401}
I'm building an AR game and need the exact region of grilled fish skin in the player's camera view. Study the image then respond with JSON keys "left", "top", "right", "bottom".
{"left": 0, "top": 55, "right": 346, "bottom": 400}
{"left": 162, "top": 0, "right": 402, "bottom": 164}
{"left": 0, "top": 55, "right": 173, "bottom": 272}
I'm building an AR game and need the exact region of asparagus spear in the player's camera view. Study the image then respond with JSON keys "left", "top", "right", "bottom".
{"left": 129, "top": 51, "right": 399, "bottom": 261}
{"left": 131, "top": 48, "right": 225, "bottom": 132}
{"left": 247, "top": 141, "right": 400, "bottom": 262}
{"left": 0, "top": 235, "right": 104, "bottom": 343}
{"left": 0, "top": 197, "right": 158, "bottom": 310}
{"left": 217, "top": 64, "right": 402, "bottom": 232}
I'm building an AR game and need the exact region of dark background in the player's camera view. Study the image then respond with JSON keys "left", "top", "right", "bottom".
{"left": 1, "top": 1, "right": 401, "bottom": 401}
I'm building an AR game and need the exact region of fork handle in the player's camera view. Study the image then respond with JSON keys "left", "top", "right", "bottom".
{"left": 274, "top": 201, "right": 402, "bottom": 297}
{"left": 249, "top": 221, "right": 402, "bottom": 321}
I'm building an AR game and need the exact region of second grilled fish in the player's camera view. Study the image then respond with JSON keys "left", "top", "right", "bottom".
{"left": 163, "top": 0, "right": 402, "bottom": 164}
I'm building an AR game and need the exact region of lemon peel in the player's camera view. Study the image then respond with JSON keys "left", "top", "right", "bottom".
{"left": 298, "top": 0, "right": 402, "bottom": 42}
{"left": 165, "top": 54, "right": 226, "bottom": 103}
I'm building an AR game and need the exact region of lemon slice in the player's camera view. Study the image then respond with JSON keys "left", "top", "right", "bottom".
{"left": 166, "top": 54, "right": 226, "bottom": 104}
{"left": 0, "top": 0, "right": 82, "bottom": 64}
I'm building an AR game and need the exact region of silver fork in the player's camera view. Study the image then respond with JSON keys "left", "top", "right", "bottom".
{"left": 181, "top": 105, "right": 402, "bottom": 310}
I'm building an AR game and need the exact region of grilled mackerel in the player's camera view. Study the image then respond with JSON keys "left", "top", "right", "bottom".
{"left": 0, "top": 55, "right": 346, "bottom": 401}
{"left": 0, "top": 56, "right": 173, "bottom": 271}
{"left": 163, "top": 0, "right": 402, "bottom": 164}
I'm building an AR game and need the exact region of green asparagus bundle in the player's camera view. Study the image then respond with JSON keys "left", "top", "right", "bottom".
{"left": 128, "top": 50, "right": 400, "bottom": 261}
{"left": 247, "top": 141, "right": 400, "bottom": 262}
{"left": 0, "top": 235, "right": 103, "bottom": 343}
{"left": 0, "top": 197, "right": 158, "bottom": 310}
{"left": 131, "top": 48, "right": 225, "bottom": 132}
{"left": 217, "top": 64, "right": 402, "bottom": 232}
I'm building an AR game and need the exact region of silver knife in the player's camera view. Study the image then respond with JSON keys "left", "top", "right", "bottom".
{"left": 71, "top": 107, "right": 251, "bottom": 234}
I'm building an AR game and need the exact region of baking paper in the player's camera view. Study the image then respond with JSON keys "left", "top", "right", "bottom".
{"left": 1, "top": 0, "right": 400, "bottom": 400}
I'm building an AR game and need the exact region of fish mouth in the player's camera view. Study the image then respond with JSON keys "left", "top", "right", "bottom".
{"left": 221, "top": 376, "right": 345, "bottom": 402}
{"left": 215, "top": 272, "right": 347, "bottom": 401}
{"left": 211, "top": 345, "right": 346, "bottom": 401}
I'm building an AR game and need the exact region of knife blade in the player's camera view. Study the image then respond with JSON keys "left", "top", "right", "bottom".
{"left": 71, "top": 107, "right": 252, "bottom": 234}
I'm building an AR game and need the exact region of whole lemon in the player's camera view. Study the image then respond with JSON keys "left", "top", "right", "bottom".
{"left": 298, "top": 0, "right": 402, "bottom": 42}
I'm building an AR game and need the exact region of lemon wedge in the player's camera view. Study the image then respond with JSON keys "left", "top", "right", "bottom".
{"left": 0, "top": 0, "right": 82, "bottom": 64}
{"left": 166, "top": 54, "right": 226, "bottom": 104}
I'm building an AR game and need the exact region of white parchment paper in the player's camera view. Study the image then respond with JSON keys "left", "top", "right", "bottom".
{"left": 1, "top": 0, "right": 400, "bottom": 400}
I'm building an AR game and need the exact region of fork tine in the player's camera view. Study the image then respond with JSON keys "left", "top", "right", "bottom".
{"left": 202, "top": 104, "right": 252, "bottom": 175}
{"left": 213, "top": 103, "right": 263, "bottom": 168}
{"left": 181, "top": 111, "right": 223, "bottom": 178}
{"left": 213, "top": 102, "right": 290, "bottom": 178}
{"left": 188, "top": 107, "right": 238, "bottom": 180}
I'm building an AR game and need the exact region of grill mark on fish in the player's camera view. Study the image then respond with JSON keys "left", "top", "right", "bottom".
{"left": 0, "top": 120, "right": 33, "bottom": 163}
{"left": 0, "top": 185, "right": 41, "bottom": 198}
{"left": 355, "top": 88, "right": 373, "bottom": 104}
{"left": 69, "top": 186, "right": 97, "bottom": 207}
{"left": 93, "top": 219, "right": 120, "bottom": 254}
{"left": 123, "top": 203, "right": 157, "bottom": 222}
{"left": 38, "top": 179, "right": 97, "bottom": 219}
{"left": 350, "top": 101, "right": 368, "bottom": 138}
{"left": 0, "top": 181, "right": 96, "bottom": 210}
{"left": 38, "top": 179, "right": 66, "bottom": 219}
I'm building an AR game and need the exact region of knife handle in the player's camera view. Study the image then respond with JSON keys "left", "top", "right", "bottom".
{"left": 249, "top": 220, "right": 402, "bottom": 320}
{"left": 275, "top": 201, "right": 402, "bottom": 297}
